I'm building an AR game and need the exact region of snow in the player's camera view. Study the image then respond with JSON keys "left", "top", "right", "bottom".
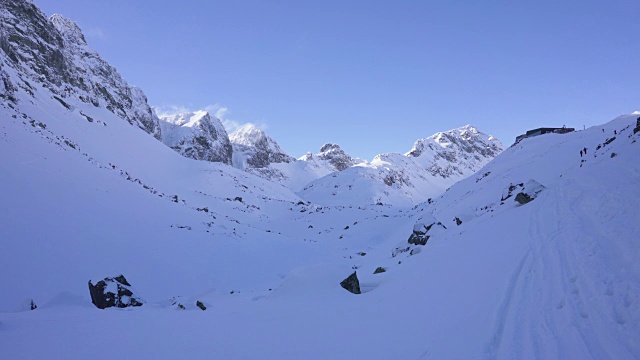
{"left": 1, "top": 1, "right": 639, "bottom": 358}
{"left": 2, "top": 91, "right": 638, "bottom": 358}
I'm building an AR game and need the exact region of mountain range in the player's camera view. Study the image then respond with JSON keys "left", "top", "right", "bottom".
{"left": 1, "top": 1, "right": 638, "bottom": 359}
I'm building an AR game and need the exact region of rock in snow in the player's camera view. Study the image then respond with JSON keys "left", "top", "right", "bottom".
{"left": 340, "top": 272, "right": 361, "bottom": 294}
{"left": 408, "top": 220, "right": 446, "bottom": 246}
{"left": 88, "top": 275, "right": 144, "bottom": 309}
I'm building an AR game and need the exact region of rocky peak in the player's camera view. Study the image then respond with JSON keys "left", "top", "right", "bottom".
{"left": 49, "top": 14, "right": 86, "bottom": 46}
{"left": 405, "top": 125, "right": 504, "bottom": 178}
{"left": 316, "top": 143, "right": 356, "bottom": 171}
{"left": 407, "top": 125, "right": 502, "bottom": 158}
{"left": 0, "top": 0, "right": 162, "bottom": 140}
{"left": 229, "top": 124, "right": 294, "bottom": 169}
{"left": 230, "top": 124, "right": 270, "bottom": 148}
{"left": 159, "top": 110, "right": 232, "bottom": 165}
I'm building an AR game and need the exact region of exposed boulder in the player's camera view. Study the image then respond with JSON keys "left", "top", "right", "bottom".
{"left": 340, "top": 271, "right": 361, "bottom": 294}
{"left": 515, "top": 192, "right": 533, "bottom": 205}
{"left": 373, "top": 267, "right": 386, "bottom": 274}
{"left": 408, "top": 219, "right": 447, "bottom": 246}
{"left": 501, "top": 179, "right": 545, "bottom": 205}
{"left": 454, "top": 217, "right": 462, "bottom": 226}
{"left": 513, "top": 179, "right": 546, "bottom": 205}
{"left": 408, "top": 224, "right": 430, "bottom": 245}
{"left": 88, "top": 274, "right": 144, "bottom": 309}
{"left": 501, "top": 183, "right": 524, "bottom": 202}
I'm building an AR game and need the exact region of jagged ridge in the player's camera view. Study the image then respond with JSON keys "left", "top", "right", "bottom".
{"left": 0, "top": 1, "right": 161, "bottom": 139}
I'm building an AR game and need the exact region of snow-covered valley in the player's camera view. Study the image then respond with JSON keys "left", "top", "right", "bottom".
{"left": 1, "top": 1, "right": 639, "bottom": 359}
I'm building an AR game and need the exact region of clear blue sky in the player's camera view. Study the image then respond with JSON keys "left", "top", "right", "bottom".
{"left": 38, "top": 0, "right": 640, "bottom": 160}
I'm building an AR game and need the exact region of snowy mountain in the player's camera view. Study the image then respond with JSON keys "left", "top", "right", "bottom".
{"left": 1, "top": 1, "right": 639, "bottom": 359}
{"left": 406, "top": 124, "right": 503, "bottom": 177}
{"left": 229, "top": 123, "right": 295, "bottom": 169}
{"left": 159, "top": 110, "right": 233, "bottom": 165}
{"left": 229, "top": 135, "right": 363, "bottom": 192}
{"left": 0, "top": 0, "right": 162, "bottom": 139}
{"left": 299, "top": 125, "right": 504, "bottom": 206}
{"left": 303, "top": 143, "right": 362, "bottom": 171}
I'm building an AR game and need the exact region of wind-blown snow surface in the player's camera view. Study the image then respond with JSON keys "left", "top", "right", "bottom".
{"left": 2, "top": 84, "right": 639, "bottom": 358}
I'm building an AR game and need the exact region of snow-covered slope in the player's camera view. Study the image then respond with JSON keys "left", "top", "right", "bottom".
{"left": 3, "top": 98, "right": 638, "bottom": 358}
{"left": 298, "top": 125, "right": 504, "bottom": 207}
{"left": 159, "top": 110, "right": 233, "bottom": 164}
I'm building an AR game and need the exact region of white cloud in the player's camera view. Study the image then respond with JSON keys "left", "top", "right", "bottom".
{"left": 153, "top": 104, "right": 191, "bottom": 118}
{"left": 84, "top": 26, "right": 106, "bottom": 40}
{"left": 154, "top": 103, "right": 268, "bottom": 134}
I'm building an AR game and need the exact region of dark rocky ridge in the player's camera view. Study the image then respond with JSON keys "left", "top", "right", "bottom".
{"left": 159, "top": 111, "right": 233, "bottom": 165}
{"left": 316, "top": 143, "right": 357, "bottom": 171}
{"left": 0, "top": 0, "right": 161, "bottom": 139}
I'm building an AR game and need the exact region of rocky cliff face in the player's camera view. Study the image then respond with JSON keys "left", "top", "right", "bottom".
{"left": 0, "top": 0, "right": 161, "bottom": 139}
{"left": 159, "top": 111, "right": 232, "bottom": 165}
{"left": 312, "top": 143, "right": 359, "bottom": 171}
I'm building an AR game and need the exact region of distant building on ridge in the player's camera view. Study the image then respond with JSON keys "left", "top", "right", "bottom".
{"left": 514, "top": 126, "right": 575, "bottom": 145}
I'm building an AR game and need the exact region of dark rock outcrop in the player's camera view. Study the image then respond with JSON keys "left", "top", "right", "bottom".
{"left": 508, "top": 179, "right": 545, "bottom": 206}
{"left": 501, "top": 183, "right": 524, "bottom": 202}
{"left": 373, "top": 267, "right": 386, "bottom": 274}
{"left": 408, "top": 223, "right": 431, "bottom": 245}
{"left": 88, "top": 275, "right": 144, "bottom": 309}
{"left": 159, "top": 111, "right": 233, "bottom": 164}
{"left": 0, "top": 2, "right": 162, "bottom": 139}
{"left": 408, "top": 220, "right": 446, "bottom": 246}
{"left": 515, "top": 192, "right": 533, "bottom": 205}
{"left": 316, "top": 143, "right": 357, "bottom": 171}
{"left": 340, "top": 271, "right": 361, "bottom": 294}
